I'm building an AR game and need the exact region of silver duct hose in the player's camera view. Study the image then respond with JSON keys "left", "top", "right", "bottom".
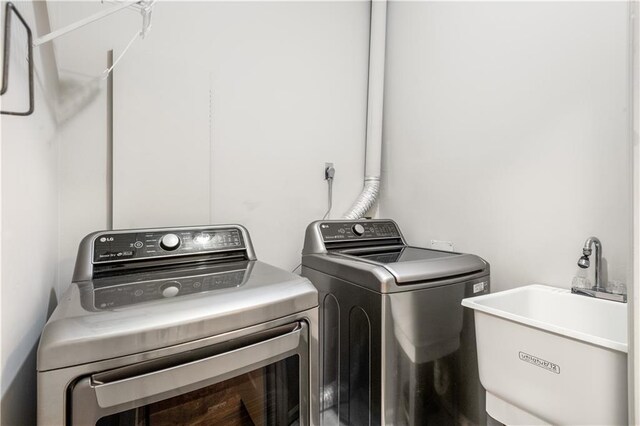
{"left": 343, "top": 177, "right": 380, "bottom": 220}
{"left": 343, "top": 0, "right": 387, "bottom": 219}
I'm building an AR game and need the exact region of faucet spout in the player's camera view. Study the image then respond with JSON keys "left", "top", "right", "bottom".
{"left": 577, "top": 237, "right": 603, "bottom": 291}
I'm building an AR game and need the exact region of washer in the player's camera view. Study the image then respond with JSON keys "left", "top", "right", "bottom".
{"left": 38, "top": 225, "right": 319, "bottom": 425}
{"left": 301, "top": 219, "right": 490, "bottom": 426}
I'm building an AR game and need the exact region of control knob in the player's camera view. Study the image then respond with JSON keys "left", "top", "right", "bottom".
{"left": 160, "top": 233, "right": 181, "bottom": 251}
{"left": 161, "top": 281, "right": 181, "bottom": 298}
{"left": 352, "top": 224, "right": 365, "bottom": 236}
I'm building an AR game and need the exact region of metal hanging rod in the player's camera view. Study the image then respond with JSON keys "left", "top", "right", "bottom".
{"left": 1, "top": 0, "right": 155, "bottom": 117}
{"left": 1, "top": 2, "right": 34, "bottom": 116}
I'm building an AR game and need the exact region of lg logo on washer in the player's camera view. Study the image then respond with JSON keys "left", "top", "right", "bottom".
{"left": 99, "top": 236, "right": 114, "bottom": 243}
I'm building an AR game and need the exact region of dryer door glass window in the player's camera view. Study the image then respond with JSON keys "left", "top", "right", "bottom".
{"left": 69, "top": 322, "right": 309, "bottom": 426}
{"left": 96, "top": 357, "right": 300, "bottom": 426}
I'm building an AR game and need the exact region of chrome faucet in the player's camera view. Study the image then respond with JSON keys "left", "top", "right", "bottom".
{"left": 577, "top": 236, "right": 603, "bottom": 291}
{"left": 573, "top": 237, "right": 626, "bottom": 303}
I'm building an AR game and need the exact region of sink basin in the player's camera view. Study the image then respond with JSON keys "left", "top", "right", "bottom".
{"left": 462, "top": 284, "right": 628, "bottom": 425}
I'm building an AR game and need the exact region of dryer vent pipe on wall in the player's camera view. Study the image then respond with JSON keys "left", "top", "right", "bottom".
{"left": 343, "top": 0, "right": 387, "bottom": 220}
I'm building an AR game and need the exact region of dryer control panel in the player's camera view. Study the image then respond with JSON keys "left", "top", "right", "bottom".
{"left": 93, "top": 228, "right": 245, "bottom": 263}
{"left": 320, "top": 221, "right": 401, "bottom": 242}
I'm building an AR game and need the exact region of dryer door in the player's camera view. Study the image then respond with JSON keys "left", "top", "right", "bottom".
{"left": 69, "top": 321, "right": 309, "bottom": 425}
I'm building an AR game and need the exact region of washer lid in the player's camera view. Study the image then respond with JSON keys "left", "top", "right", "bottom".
{"left": 347, "top": 247, "right": 452, "bottom": 263}
{"left": 37, "top": 261, "right": 318, "bottom": 371}
{"left": 335, "top": 247, "right": 488, "bottom": 284}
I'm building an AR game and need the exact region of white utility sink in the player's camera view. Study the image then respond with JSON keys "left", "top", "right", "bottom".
{"left": 462, "top": 284, "right": 628, "bottom": 425}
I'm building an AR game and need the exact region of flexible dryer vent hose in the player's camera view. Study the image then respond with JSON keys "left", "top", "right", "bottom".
{"left": 343, "top": 178, "right": 380, "bottom": 220}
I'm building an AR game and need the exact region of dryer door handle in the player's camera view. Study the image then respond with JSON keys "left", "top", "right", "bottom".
{"left": 91, "top": 321, "right": 305, "bottom": 409}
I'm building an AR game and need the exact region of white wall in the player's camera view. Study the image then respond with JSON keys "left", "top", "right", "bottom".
{"left": 380, "top": 1, "right": 631, "bottom": 292}
{"left": 56, "top": 96, "right": 109, "bottom": 293}
{"left": 0, "top": 1, "right": 60, "bottom": 423}
{"left": 52, "top": 1, "right": 371, "bottom": 275}
{"left": 47, "top": 1, "right": 137, "bottom": 291}
{"left": 113, "top": 2, "right": 370, "bottom": 271}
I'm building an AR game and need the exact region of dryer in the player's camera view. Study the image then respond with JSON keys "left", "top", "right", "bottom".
{"left": 301, "top": 219, "right": 489, "bottom": 426}
{"left": 38, "top": 225, "right": 319, "bottom": 425}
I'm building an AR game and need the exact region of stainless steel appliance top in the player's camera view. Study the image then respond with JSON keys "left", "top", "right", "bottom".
{"left": 302, "top": 219, "right": 489, "bottom": 293}
{"left": 38, "top": 224, "right": 317, "bottom": 372}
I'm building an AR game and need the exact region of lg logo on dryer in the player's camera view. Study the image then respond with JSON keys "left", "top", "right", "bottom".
{"left": 518, "top": 351, "right": 560, "bottom": 374}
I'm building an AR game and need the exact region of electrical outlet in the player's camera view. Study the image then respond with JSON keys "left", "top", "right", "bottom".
{"left": 324, "top": 162, "right": 335, "bottom": 180}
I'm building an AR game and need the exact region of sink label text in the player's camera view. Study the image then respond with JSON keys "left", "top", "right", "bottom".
{"left": 518, "top": 351, "right": 560, "bottom": 374}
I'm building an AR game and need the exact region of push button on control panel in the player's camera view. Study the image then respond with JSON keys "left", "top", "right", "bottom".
{"left": 352, "top": 224, "right": 365, "bottom": 236}
{"left": 160, "top": 233, "right": 181, "bottom": 251}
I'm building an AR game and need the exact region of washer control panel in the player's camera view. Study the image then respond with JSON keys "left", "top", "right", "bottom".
{"left": 93, "top": 228, "right": 244, "bottom": 263}
{"left": 320, "top": 221, "right": 401, "bottom": 242}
